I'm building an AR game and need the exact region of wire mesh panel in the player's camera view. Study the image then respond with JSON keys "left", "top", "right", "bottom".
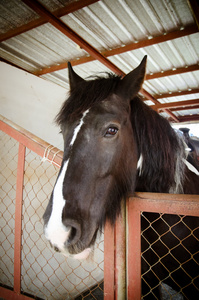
{"left": 127, "top": 194, "right": 199, "bottom": 300}
{"left": 0, "top": 131, "right": 18, "bottom": 288}
{"left": 141, "top": 212, "right": 199, "bottom": 299}
{"left": 0, "top": 124, "right": 105, "bottom": 299}
{"left": 20, "top": 149, "right": 104, "bottom": 299}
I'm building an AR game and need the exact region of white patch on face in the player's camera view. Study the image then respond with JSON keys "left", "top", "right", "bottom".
{"left": 44, "top": 161, "right": 70, "bottom": 250}
{"left": 70, "top": 109, "right": 89, "bottom": 146}
{"left": 45, "top": 109, "right": 90, "bottom": 253}
{"left": 137, "top": 154, "right": 143, "bottom": 175}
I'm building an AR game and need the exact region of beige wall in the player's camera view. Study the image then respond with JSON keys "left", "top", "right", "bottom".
{"left": 0, "top": 62, "right": 67, "bottom": 150}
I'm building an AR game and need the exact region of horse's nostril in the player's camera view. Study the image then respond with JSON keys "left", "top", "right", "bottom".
{"left": 49, "top": 241, "right": 61, "bottom": 253}
{"left": 63, "top": 219, "right": 81, "bottom": 246}
{"left": 54, "top": 246, "right": 60, "bottom": 252}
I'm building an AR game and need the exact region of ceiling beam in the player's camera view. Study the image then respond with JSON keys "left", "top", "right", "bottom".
{"left": 164, "top": 110, "right": 179, "bottom": 122}
{"left": 33, "top": 25, "right": 198, "bottom": 76}
{"left": 178, "top": 115, "right": 199, "bottom": 122}
{"left": 34, "top": 56, "right": 94, "bottom": 76}
{"left": 170, "top": 105, "right": 199, "bottom": 112}
{"left": 0, "top": 18, "right": 47, "bottom": 42}
{"left": 2, "top": 0, "right": 189, "bottom": 123}
{"left": 21, "top": 0, "right": 125, "bottom": 76}
{"left": 155, "top": 88, "right": 199, "bottom": 99}
{"left": 22, "top": 0, "right": 171, "bottom": 119}
{"left": 104, "top": 24, "right": 198, "bottom": 57}
{"left": 152, "top": 99, "right": 199, "bottom": 111}
{"left": 0, "top": 0, "right": 99, "bottom": 42}
{"left": 145, "top": 64, "right": 199, "bottom": 80}
{"left": 139, "top": 89, "right": 179, "bottom": 121}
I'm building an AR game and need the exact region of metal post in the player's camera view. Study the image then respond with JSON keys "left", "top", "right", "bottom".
{"left": 14, "top": 143, "right": 26, "bottom": 294}
{"left": 127, "top": 198, "right": 141, "bottom": 300}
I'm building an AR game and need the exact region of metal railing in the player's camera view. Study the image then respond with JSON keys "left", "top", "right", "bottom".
{"left": 127, "top": 193, "right": 199, "bottom": 299}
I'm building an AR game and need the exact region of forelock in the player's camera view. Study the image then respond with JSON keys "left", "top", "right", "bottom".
{"left": 56, "top": 73, "right": 121, "bottom": 125}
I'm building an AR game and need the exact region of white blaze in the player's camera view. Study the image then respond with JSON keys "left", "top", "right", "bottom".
{"left": 70, "top": 110, "right": 89, "bottom": 146}
{"left": 45, "top": 161, "right": 70, "bottom": 250}
{"left": 45, "top": 109, "right": 90, "bottom": 256}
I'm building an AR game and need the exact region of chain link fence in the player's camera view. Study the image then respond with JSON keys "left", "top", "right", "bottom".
{"left": 141, "top": 212, "right": 199, "bottom": 299}
{"left": 0, "top": 131, "right": 18, "bottom": 289}
{"left": 0, "top": 128, "right": 104, "bottom": 299}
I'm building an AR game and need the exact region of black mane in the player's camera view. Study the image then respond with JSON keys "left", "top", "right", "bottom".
{"left": 131, "top": 97, "right": 186, "bottom": 193}
{"left": 56, "top": 73, "right": 121, "bottom": 125}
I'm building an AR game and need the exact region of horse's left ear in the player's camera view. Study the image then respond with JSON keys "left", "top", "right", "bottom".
{"left": 117, "top": 55, "right": 147, "bottom": 100}
{"left": 68, "top": 62, "right": 85, "bottom": 91}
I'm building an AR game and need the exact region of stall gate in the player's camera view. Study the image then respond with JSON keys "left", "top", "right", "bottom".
{"left": 0, "top": 116, "right": 199, "bottom": 300}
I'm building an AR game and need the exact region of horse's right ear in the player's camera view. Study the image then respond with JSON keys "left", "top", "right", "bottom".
{"left": 68, "top": 62, "right": 85, "bottom": 91}
{"left": 116, "top": 56, "right": 147, "bottom": 100}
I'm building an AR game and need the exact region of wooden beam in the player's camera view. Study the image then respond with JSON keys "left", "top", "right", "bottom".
{"left": 22, "top": 0, "right": 161, "bottom": 107}
{"left": 139, "top": 89, "right": 179, "bottom": 122}
{"left": 152, "top": 99, "right": 199, "bottom": 111}
{"left": 104, "top": 24, "right": 198, "bottom": 57}
{"left": 171, "top": 104, "right": 199, "bottom": 112}
{"left": 34, "top": 56, "right": 94, "bottom": 76}
{"left": 0, "top": 0, "right": 99, "bottom": 42}
{"left": 154, "top": 88, "right": 199, "bottom": 99}
{"left": 178, "top": 115, "right": 199, "bottom": 122}
{"left": 146, "top": 64, "right": 199, "bottom": 80}
{"left": 0, "top": 18, "right": 47, "bottom": 42}
{"left": 1, "top": 0, "right": 189, "bottom": 123}
{"left": 140, "top": 88, "right": 159, "bottom": 104}
{"left": 34, "top": 25, "right": 198, "bottom": 76}
{"left": 21, "top": 0, "right": 125, "bottom": 76}
{"left": 164, "top": 110, "right": 179, "bottom": 122}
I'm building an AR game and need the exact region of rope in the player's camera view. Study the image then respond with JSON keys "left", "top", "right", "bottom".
{"left": 41, "top": 145, "right": 61, "bottom": 168}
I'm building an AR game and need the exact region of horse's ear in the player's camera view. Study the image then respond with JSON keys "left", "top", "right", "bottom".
{"left": 117, "top": 55, "right": 147, "bottom": 100}
{"left": 68, "top": 62, "right": 85, "bottom": 91}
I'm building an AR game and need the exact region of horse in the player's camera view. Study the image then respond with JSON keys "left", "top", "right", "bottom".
{"left": 43, "top": 56, "right": 199, "bottom": 299}
{"left": 179, "top": 127, "right": 199, "bottom": 171}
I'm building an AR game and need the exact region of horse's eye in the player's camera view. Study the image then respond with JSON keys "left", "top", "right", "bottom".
{"left": 105, "top": 127, "right": 118, "bottom": 137}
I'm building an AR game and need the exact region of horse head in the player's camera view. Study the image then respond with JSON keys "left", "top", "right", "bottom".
{"left": 43, "top": 57, "right": 147, "bottom": 259}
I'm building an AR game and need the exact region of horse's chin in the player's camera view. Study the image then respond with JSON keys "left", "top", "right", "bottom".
{"left": 62, "top": 247, "right": 91, "bottom": 260}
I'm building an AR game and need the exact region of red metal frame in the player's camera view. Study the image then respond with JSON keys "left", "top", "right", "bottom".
{"left": 14, "top": 143, "right": 26, "bottom": 295}
{"left": 1, "top": 119, "right": 199, "bottom": 299}
{"left": 127, "top": 193, "right": 199, "bottom": 299}
{"left": 104, "top": 202, "right": 126, "bottom": 300}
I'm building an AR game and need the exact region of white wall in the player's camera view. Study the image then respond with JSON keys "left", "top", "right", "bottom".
{"left": 0, "top": 62, "right": 68, "bottom": 149}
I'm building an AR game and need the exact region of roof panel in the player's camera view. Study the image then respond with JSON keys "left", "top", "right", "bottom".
{"left": 0, "top": 0, "right": 39, "bottom": 34}
{"left": 39, "top": 0, "right": 75, "bottom": 12}
{"left": 0, "top": 0, "right": 198, "bottom": 123}
{"left": 174, "top": 108, "right": 199, "bottom": 117}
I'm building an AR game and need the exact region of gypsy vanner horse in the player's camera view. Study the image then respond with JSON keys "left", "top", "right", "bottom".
{"left": 43, "top": 57, "right": 199, "bottom": 299}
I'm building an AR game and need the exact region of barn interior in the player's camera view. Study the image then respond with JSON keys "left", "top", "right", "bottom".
{"left": 0, "top": 0, "right": 199, "bottom": 299}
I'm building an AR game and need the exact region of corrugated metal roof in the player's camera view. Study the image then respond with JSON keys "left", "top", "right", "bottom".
{"left": 0, "top": 0, "right": 39, "bottom": 33}
{"left": 0, "top": 0, "right": 199, "bottom": 123}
